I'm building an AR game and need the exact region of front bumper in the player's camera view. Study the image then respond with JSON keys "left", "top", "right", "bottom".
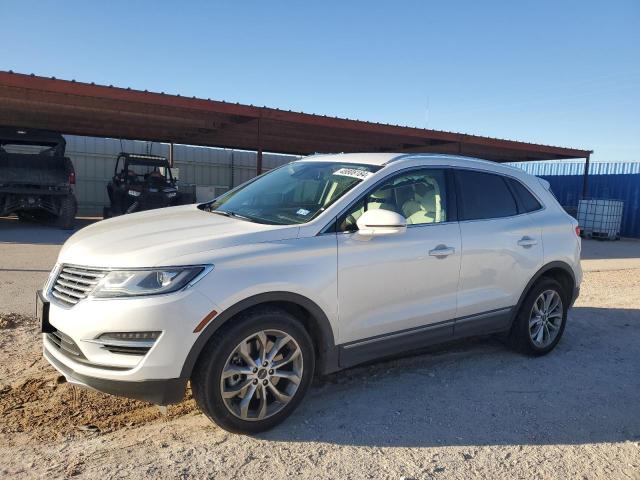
{"left": 44, "top": 347, "right": 187, "bottom": 405}
{"left": 41, "top": 285, "right": 219, "bottom": 404}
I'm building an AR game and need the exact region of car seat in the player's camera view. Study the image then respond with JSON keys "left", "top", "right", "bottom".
{"left": 401, "top": 180, "right": 442, "bottom": 224}
{"left": 368, "top": 187, "right": 398, "bottom": 213}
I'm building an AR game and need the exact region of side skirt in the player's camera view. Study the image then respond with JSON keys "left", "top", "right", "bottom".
{"left": 337, "top": 307, "right": 513, "bottom": 370}
{"left": 453, "top": 307, "right": 513, "bottom": 338}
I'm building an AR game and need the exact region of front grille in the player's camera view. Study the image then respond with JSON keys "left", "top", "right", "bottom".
{"left": 50, "top": 265, "right": 107, "bottom": 307}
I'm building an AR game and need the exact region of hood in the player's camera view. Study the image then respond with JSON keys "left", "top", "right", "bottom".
{"left": 58, "top": 204, "right": 300, "bottom": 267}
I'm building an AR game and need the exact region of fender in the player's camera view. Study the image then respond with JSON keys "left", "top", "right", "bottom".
{"left": 510, "top": 261, "right": 577, "bottom": 325}
{"left": 180, "top": 291, "right": 339, "bottom": 378}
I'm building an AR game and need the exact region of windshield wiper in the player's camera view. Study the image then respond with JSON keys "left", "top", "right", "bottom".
{"left": 209, "top": 210, "right": 232, "bottom": 218}
{"left": 209, "top": 210, "right": 256, "bottom": 223}
{"left": 227, "top": 211, "right": 257, "bottom": 223}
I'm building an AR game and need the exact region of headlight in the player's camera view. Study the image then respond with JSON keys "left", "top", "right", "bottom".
{"left": 128, "top": 190, "right": 141, "bottom": 197}
{"left": 92, "top": 266, "right": 209, "bottom": 298}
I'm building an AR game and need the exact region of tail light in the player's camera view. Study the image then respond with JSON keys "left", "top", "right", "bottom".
{"left": 68, "top": 172, "right": 76, "bottom": 185}
{"left": 575, "top": 226, "right": 581, "bottom": 236}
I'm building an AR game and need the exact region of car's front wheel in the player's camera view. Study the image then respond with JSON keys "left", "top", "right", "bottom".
{"left": 510, "top": 278, "right": 568, "bottom": 355}
{"left": 191, "top": 307, "right": 315, "bottom": 434}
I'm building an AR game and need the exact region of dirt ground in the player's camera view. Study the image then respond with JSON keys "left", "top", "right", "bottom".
{"left": 0, "top": 218, "right": 639, "bottom": 479}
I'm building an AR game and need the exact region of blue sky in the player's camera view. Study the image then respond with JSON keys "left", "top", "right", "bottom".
{"left": 2, "top": 1, "right": 639, "bottom": 161}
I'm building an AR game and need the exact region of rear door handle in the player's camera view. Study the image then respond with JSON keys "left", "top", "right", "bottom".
{"left": 429, "top": 245, "right": 455, "bottom": 258}
{"left": 517, "top": 236, "right": 538, "bottom": 248}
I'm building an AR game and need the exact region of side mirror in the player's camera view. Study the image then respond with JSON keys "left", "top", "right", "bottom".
{"left": 355, "top": 209, "right": 407, "bottom": 239}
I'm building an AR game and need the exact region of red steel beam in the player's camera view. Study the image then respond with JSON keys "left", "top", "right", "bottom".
{"left": 0, "top": 71, "right": 593, "bottom": 160}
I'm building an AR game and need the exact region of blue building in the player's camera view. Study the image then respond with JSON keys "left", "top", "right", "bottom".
{"left": 509, "top": 161, "right": 640, "bottom": 238}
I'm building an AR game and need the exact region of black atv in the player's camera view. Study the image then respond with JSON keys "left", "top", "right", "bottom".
{"left": 0, "top": 127, "right": 77, "bottom": 229}
{"left": 104, "top": 152, "right": 192, "bottom": 218}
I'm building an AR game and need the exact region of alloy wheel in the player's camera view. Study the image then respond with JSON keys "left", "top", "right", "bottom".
{"left": 529, "top": 290, "right": 563, "bottom": 348}
{"left": 220, "top": 329, "right": 303, "bottom": 421}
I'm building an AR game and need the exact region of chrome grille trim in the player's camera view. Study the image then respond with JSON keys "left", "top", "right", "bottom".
{"left": 61, "top": 267, "right": 106, "bottom": 278}
{"left": 53, "top": 285, "right": 86, "bottom": 298}
{"left": 55, "top": 278, "right": 95, "bottom": 292}
{"left": 50, "top": 265, "right": 107, "bottom": 308}
{"left": 51, "top": 290, "right": 79, "bottom": 305}
{"left": 58, "top": 273, "right": 101, "bottom": 286}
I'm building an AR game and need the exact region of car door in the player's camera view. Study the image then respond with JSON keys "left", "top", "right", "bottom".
{"left": 454, "top": 169, "right": 543, "bottom": 337}
{"left": 334, "top": 168, "right": 461, "bottom": 365}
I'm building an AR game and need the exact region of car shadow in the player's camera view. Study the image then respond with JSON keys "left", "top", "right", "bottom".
{"left": 0, "top": 216, "right": 99, "bottom": 245}
{"left": 261, "top": 306, "right": 640, "bottom": 447}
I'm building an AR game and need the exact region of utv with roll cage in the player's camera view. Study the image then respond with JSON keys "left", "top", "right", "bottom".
{"left": 104, "top": 152, "right": 193, "bottom": 218}
{"left": 0, "top": 127, "right": 77, "bottom": 229}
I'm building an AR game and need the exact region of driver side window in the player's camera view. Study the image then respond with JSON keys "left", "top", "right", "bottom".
{"left": 338, "top": 169, "right": 448, "bottom": 232}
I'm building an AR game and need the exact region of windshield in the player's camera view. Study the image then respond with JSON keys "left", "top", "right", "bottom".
{"left": 206, "top": 161, "right": 381, "bottom": 225}
{"left": 0, "top": 143, "right": 59, "bottom": 156}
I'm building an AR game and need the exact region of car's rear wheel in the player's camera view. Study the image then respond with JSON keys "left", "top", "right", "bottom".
{"left": 510, "top": 278, "right": 568, "bottom": 355}
{"left": 191, "top": 307, "right": 315, "bottom": 434}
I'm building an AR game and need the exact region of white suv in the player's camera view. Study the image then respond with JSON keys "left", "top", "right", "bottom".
{"left": 38, "top": 153, "right": 582, "bottom": 433}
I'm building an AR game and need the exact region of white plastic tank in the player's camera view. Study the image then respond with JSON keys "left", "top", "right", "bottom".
{"left": 577, "top": 199, "right": 624, "bottom": 240}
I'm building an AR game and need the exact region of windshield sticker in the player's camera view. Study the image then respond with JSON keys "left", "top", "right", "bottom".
{"left": 296, "top": 208, "right": 311, "bottom": 216}
{"left": 332, "top": 168, "right": 373, "bottom": 181}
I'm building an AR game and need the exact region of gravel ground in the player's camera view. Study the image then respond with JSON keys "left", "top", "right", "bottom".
{"left": 1, "top": 219, "right": 639, "bottom": 479}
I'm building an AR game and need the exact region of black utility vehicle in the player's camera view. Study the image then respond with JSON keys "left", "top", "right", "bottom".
{"left": 0, "top": 127, "right": 77, "bottom": 229}
{"left": 104, "top": 152, "right": 192, "bottom": 218}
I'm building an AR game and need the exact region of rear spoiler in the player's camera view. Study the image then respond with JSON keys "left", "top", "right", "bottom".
{"left": 537, "top": 177, "right": 551, "bottom": 190}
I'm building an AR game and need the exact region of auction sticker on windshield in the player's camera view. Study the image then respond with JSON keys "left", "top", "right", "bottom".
{"left": 333, "top": 168, "right": 373, "bottom": 181}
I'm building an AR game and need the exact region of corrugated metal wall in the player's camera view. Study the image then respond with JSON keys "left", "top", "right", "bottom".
{"left": 510, "top": 161, "right": 640, "bottom": 238}
{"left": 537, "top": 174, "right": 640, "bottom": 238}
{"left": 65, "top": 135, "right": 298, "bottom": 216}
{"left": 510, "top": 160, "right": 640, "bottom": 176}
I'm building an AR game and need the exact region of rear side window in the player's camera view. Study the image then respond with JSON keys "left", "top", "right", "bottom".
{"left": 456, "top": 170, "right": 517, "bottom": 220}
{"left": 507, "top": 178, "right": 542, "bottom": 213}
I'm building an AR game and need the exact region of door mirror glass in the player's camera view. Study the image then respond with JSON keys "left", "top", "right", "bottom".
{"left": 355, "top": 209, "right": 407, "bottom": 239}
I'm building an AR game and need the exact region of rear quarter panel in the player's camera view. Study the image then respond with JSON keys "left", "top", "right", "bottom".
{"left": 537, "top": 195, "right": 583, "bottom": 287}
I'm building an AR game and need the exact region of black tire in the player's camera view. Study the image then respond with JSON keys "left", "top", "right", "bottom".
{"left": 102, "top": 206, "right": 112, "bottom": 219}
{"left": 56, "top": 194, "right": 77, "bottom": 230}
{"left": 192, "top": 307, "right": 315, "bottom": 434}
{"left": 16, "top": 211, "right": 36, "bottom": 222}
{"left": 509, "top": 278, "right": 568, "bottom": 356}
{"left": 16, "top": 210, "right": 49, "bottom": 223}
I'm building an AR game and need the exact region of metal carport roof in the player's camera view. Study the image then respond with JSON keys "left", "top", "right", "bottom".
{"left": 0, "top": 71, "right": 592, "bottom": 186}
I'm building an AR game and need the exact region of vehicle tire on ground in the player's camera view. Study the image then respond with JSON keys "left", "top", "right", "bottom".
{"left": 16, "top": 210, "right": 50, "bottom": 223}
{"left": 56, "top": 194, "right": 77, "bottom": 230}
{"left": 509, "top": 278, "right": 568, "bottom": 356}
{"left": 102, "top": 206, "right": 112, "bottom": 219}
{"left": 191, "top": 307, "right": 315, "bottom": 434}
{"left": 16, "top": 211, "right": 36, "bottom": 222}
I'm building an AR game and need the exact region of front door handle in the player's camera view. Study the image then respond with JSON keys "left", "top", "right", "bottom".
{"left": 429, "top": 244, "right": 455, "bottom": 258}
{"left": 517, "top": 236, "right": 538, "bottom": 248}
